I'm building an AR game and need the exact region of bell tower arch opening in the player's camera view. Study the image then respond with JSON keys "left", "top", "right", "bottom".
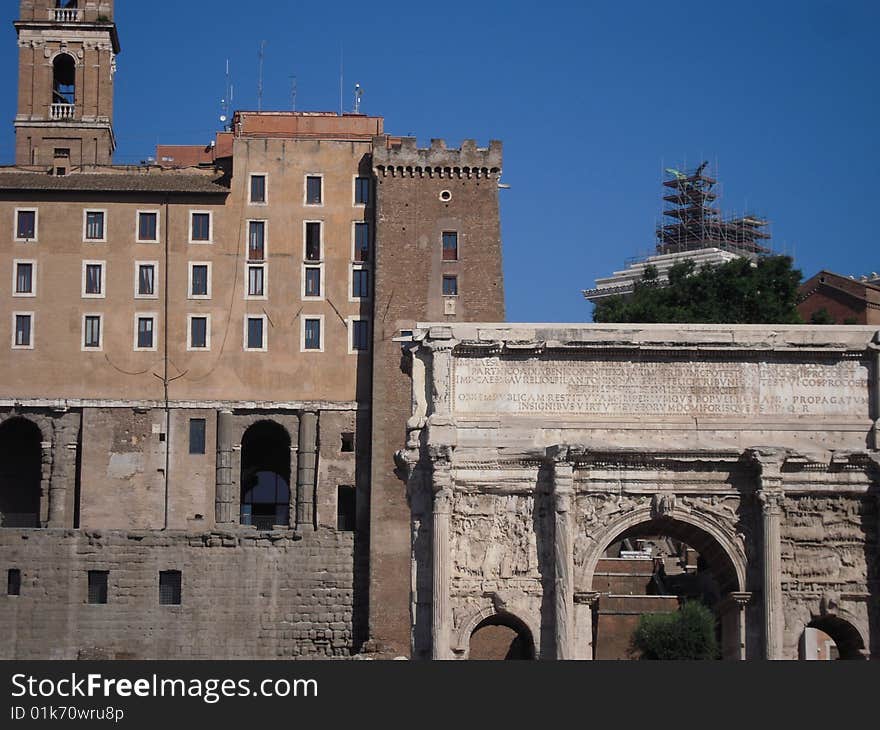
{"left": 52, "top": 53, "right": 76, "bottom": 106}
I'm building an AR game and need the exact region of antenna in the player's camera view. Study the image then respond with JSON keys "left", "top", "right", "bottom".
{"left": 339, "top": 45, "right": 344, "bottom": 116}
{"left": 289, "top": 75, "right": 297, "bottom": 112}
{"left": 353, "top": 83, "right": 363, "bottom": 114}
{"left": 258, "top": 40, "right": 267, "bottom": 112}
{"left": 220, "top": 59, "right": 232, "bottom": 129}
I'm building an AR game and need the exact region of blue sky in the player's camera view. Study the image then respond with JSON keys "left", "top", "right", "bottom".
{"left": 2, "top": 1, "right": 877, "bottom": 322}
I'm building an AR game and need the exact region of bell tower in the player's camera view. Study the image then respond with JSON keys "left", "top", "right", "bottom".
{"left": 14, "top": 1, "right": 120, "bottom": 168}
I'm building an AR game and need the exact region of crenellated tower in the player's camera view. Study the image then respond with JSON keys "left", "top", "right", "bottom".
{"left": 14, "top": 0, "right": 119, "bottom": 168}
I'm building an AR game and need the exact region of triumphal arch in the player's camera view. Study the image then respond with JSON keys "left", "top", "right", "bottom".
{"left": 396, "top": 323, "right": 879, "bottom": 660}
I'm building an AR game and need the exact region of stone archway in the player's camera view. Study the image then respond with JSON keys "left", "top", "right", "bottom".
{"left": 455, "top": 606, "right": 537, "bottom": 660}
{"left": 239, "top": 420, "right": 292, "bottom": 529}
{"left": 799, "top": 613, "right": 868, "bottom": 660}
{"left": 0, "top": 418, "right": 44, "bottom": 527}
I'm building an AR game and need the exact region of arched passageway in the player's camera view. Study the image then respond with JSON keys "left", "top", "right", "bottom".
{"left": 240, "top": 421, "right": 291, "bottom": 530}
{"left": 468, "top": 613, "right": 535, "bottom": 660}
{"left": 799, "top": 616, "right": 866, "bottom": 660}
{"left": 0, "top": 418, "right": 43, "bottom": 528}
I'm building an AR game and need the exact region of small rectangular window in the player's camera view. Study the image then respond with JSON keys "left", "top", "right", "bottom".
{"left": 341, "top": 432, "right": 355, "bottom": 452}
{"left": 190, "top": 316, "right": 208, "bottom": 349}
{"left": 442, "top": 231, "right": 458, "bottom": 261}
{"left": 304, "top": 318, "right": 321, "bottom": 350}
{"left": 84, "top": 263, "right": 103, "bottom": 295}
{"left": 16, "top": 210, "right": 36, "bottom": 240}
{"left": 84, "top": 315, "right": 101, "bottom": 349}
{"left": 354, "top": 222, "right": 370, "bottom": 261}
{"left": 248, "top": 220, "right": 265, "bottom": 260}
{"left": 443, "top": 275, "right": 458, "bottom": 296}
{"left": 247, "top": 265, "right": 265, "bottom": 297}
{"left": 337, "top": 485, "right": 356, "bottom": 532}
{"left": 54, "top": 148, "right": 70, "bottom": 159}
{"left": 137, "top": 264, "right": 155, "bottom": 296}
{"left": 191, "top": 213, "right": 211, "bottom": 242}
{"left": 191, "top": 264, "right": 209, "bottom": 297}
{"left": 304, "top": 267, "right": 322, "bottom": 298}
{"left": 15, "top": 263, "right": 33, "bottom": 294}
{"left": 87, "top": 570, "right": 108, "bottom": 604}
{"left": 305, "top": 222, "right": 321, "bottom": 261}
{"left": 355, "top": 177, "right": 370, "bottom": 205}
{"left": 250, "top": 175, "right": 266, "bottom": 204}
{"left": 352, "top": 268, "right": 370, "bottom": 299}
{"left": 246, "top": 317, "right": 264, "bottom": 350}
{"left": 189, "top": 418, "right": 206, "bottom": 454}
{"left": 138, "top": 212, "right": 158, "bottom": 241}
{"left": 159, "top": 570, "right": 182, "bottom": 605}
{"left": 137, "top": 316, "right": 155, "bottom": 349}
{"left": 306, "top": 175, "right": 322, "bottom": 205}
{"left": 7, "top": 569, "right": 21, "bottom": 596}
{"left": 351, "top": 320, "right": 369, "bottom": 352}
{"left": 85, "top": 211, "right": 105, "bottom": 241}
{"left": 14, "top": 314, "right": 32, "bottom": 348}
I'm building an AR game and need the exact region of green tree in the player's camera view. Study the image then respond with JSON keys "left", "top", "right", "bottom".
{"left": 630, "top": 601, "right": 719, "bottom": 660}
{"left": 593, "top": 255, "right": 804, "bottom": 324}
{"left": 808, "top": 308, "right": 836, "bottom": 324}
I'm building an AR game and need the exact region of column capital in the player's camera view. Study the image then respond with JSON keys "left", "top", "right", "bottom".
{"left": 574, "top": 591, "right": 600, "bottom": 608}
{"left": 718, "top": 591, "right": 753, "bottom": 612}
{"left": 757, "top": 489, "right": 785, "bottom": 514}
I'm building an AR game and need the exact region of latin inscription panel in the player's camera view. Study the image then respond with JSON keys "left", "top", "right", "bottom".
{"left": 452, "top": 358, "right": 871, "bottom": 418}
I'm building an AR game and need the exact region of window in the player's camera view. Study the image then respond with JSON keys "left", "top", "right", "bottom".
{"left": 189, "top": 418, "right": 206, "bottom": 455}
{"left": 87, "top": 571, "right": 108, "bottom": 605}
{"left": 247, "top": 265, "right": 265, "bottom": 298}
{"left": 304, "top": 266, "right": 322, "bottom": 298}
{"left": 190, "top": 212, "right": 211, "bottom": 243}
{"left": 354, "top": 176, "right": 370, "bottom": 205}
{"left": 354, "top": 222, "right": 370, "bottom": 261}
{"left": 82, "top": 261, "right": 104, "bottom": 297}
{"left": 352, "top": 267, "right": 370, "bottom": 299}
{"left": 84, "top": 210, "right": 106, "bottom": 241}
{"left": 248, "top": 220, "right": 265, "bottom": 260}
{"left": 135, "top": 315, "right": 156, "bottom": 350}
{"left": 52, "top": 53, "right": 75, "bottom": 105}
{"left": 443, "top": 275, "right": 458, "bottom": 296}
{"left": 159, "top": 570, "right": 182, "bottom": 605}
{"left": 7, "top": 569, "right": 21, "bottom": 596}
{"left": 189, "top": 263, "right": 210, "bottom": 298}
{"left": 14, "top": 262, "right": 35, "bottom": 296}
{"left": 83, "top": 315, "right": 101, "bottom": 350}
{"left": 250, "top": 174, "right": 267, "bottom": 204}
{"left": 305, "top": 175, "right": 322, "bottom": 205}
{"left": 350, "top": 319, "right": 369, "bottom": 353}
{"left": 305, "top": 222, "right": 322, "bottom": 261}
{"left": 337, "top": 485, "right": 356, "bottom": 531}
{"left": 303, "top": 317, "right": 322, "bottom": 351}
{"left": 54, "top": 148, "right": 70, "bottom": 159}
{"left": 245, "top": 316, "right": 266, "bottom": 351}
{"left": 188, "top": 315, "right": 210, "bottom": 350}
{"left": 442, "top": 231, "right": 458, "bottom": 261}
{"left": 15, "top": 209, "right": 37, "bottom": 241}
{"left": 341, "top": 432, "right": 354, "bottom": 452}
{"left": 136, "top": 262, "right": 156, "bottom": 298}
{"left": 137, "top": 211, "right": 158, "bottom": 242}
{"left": 13, "top": 314, "right": 32, "bottom": 349}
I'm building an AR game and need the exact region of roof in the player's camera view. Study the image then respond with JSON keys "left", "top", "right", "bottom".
{"left": 0, "top": 170, "right": 229, "bottom": 195}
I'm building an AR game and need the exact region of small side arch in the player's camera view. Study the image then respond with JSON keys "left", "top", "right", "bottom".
{"left": 453, "top": 604, "right": 539, "bottom": 660}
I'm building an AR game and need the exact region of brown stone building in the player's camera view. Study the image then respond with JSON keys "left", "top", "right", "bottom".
{"left": 0, "top": 0, "right": 504, "bottom": 659}
{"left": 798, "top": 270, "right": 880, "bottom": 325}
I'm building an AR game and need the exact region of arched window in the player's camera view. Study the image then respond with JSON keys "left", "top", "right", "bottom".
{"left": 240, "top": 421, "right": 291, "bottom": 530}
{"left": 56, "top": 1, "right": 79, "bottom": 8}
{"left": 52, "top": 54, "right": 76, "bottom": 106}
{"left": 0, "top": 418, "right": 43, "bottom": 528}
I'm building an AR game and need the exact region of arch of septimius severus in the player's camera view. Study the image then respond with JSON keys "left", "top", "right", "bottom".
{"left": 396, "top": 323, "right": 878, "bottom": 660}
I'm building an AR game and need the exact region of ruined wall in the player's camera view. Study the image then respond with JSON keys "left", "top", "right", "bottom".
{"left": 0, "top": 527, "right": 355, "bottom": 660}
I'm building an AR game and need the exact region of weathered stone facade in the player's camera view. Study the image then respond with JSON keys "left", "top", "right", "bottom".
{"left": 398, "top": 324, "right": 880, "bottom": 659}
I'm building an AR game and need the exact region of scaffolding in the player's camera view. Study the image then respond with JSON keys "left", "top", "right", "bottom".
{"left": 656, "top": 161, "right": 771, "bottom": 258}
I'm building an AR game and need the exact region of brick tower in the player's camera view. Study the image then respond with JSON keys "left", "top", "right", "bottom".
{"left": 14, "top": 1, "right": 119, "bottom": 168}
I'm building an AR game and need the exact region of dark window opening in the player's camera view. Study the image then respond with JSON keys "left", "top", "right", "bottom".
{"left": 304, "top": 267, "right": 321, "bottom": 297}
{"left": 355, "top": 177, "right": 370, "bottom": 205}
{"left": 304, "top": 319, "right": 321, "bottom": 350}
{"left": 85, "top": 264, "right": 102, "bottom": 294}
{"left": 15, "top": 264, "right": 33, "bottom": 294}
{"left": 87, "top": 570, "right": 108, "bottom": 604}
{"left": 190, "top": 317, "right": 208, "bottom": 349}
{"left": 137, "top": 317, "right": 154, "bottom": 349}
{"left": 16, "top": 210, "right": 36, "bottom": 240}
{"left": 354, "top": 222, "right": 370, "bottom": 261}
{"left": 305, "top": 222, "right": 321, "bottom": 261}
{"left": 14, "top": 315, "right": 32, "bottom": 347}
{"left": 352, "top": 320, "right": 369, "bottom": 351}
{"left": 55, "top": 167, "right": 67, "bottom": 177}
{"left": 352, "top": 268, "right": 370, "bottom": 298}
{"left": 52, "top": 53, "right": 75, "bottom": 106}
{"left": 85, "top": 211, "right": 104, "bottom": 240}
{"left": 191, "top": 213, "right": 210, "bottom": 241}
{"left": 246, "top": 317, "right": 264, "bottom": 349}
{"left": 0, "top": 418, "right": 42, "bottom": 527}
{"left": 191, "top": 265, "right": 208, "bottom": 296}
{"left": 247, "top": 266, "right": 264, "bottom": 297}
{"left": 337, "top": 486, "right": 356, "bottom": 531}
{"left": 250, "top": 175, "right": 266, "bottom": 203}
{"left": 443, "top": 275, "right": 458, "bottom": 296}
{"left": 240, "top": 421, "right": 291, "bottom": 530}
{"left": 138, "top": 212, "right": 157, "bottom": 241}
{"left": 306, "top": 176, "right": 322, "bottom": 205}
{"left": 84, "top": 315, "right": 101, "bottom": 348}
{"left": 248, "top": 221, "right": 265, "bottom": 260}
{"left": 442, "top": 231, "right": 458, "bottom": 261}
{"left": 138, "top": 264, "right": 155, "bottom": 296}
{"left": 159, "top": 570, "right": 181, "bottom": 605}
{"left": 54, "top": 148, "right": 70, "bottom": 159}
{"left": 7, "top": 569, "right": 21, "bottom": 596}
{"left": 341, "top": 432, "right": 354, "bottom": 452}
{"left": 189, "top": 419, "right": 206, "bottom": 455}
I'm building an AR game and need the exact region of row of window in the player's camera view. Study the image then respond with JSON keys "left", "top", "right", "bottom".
{"left": 9, "top": 312, "right": 370, "bottom": 353}
{"left": 248, "top": 173, "right": 372, "bottom": 207}
{"left": 245, "top": 220, "right": 371, "bottom": 262}
{"left": 5, "top": 568, "right": 182, "bottom": 605}
{"left": 7, "top": 260, "right": 372, "bottom": 302}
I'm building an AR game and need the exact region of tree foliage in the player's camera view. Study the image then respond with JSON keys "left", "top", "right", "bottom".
{"left": 593, "top": 255, "right": 804, "bottom": 324}
{"left": 631, "top": 601, "right": 719, "bottom": 660}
